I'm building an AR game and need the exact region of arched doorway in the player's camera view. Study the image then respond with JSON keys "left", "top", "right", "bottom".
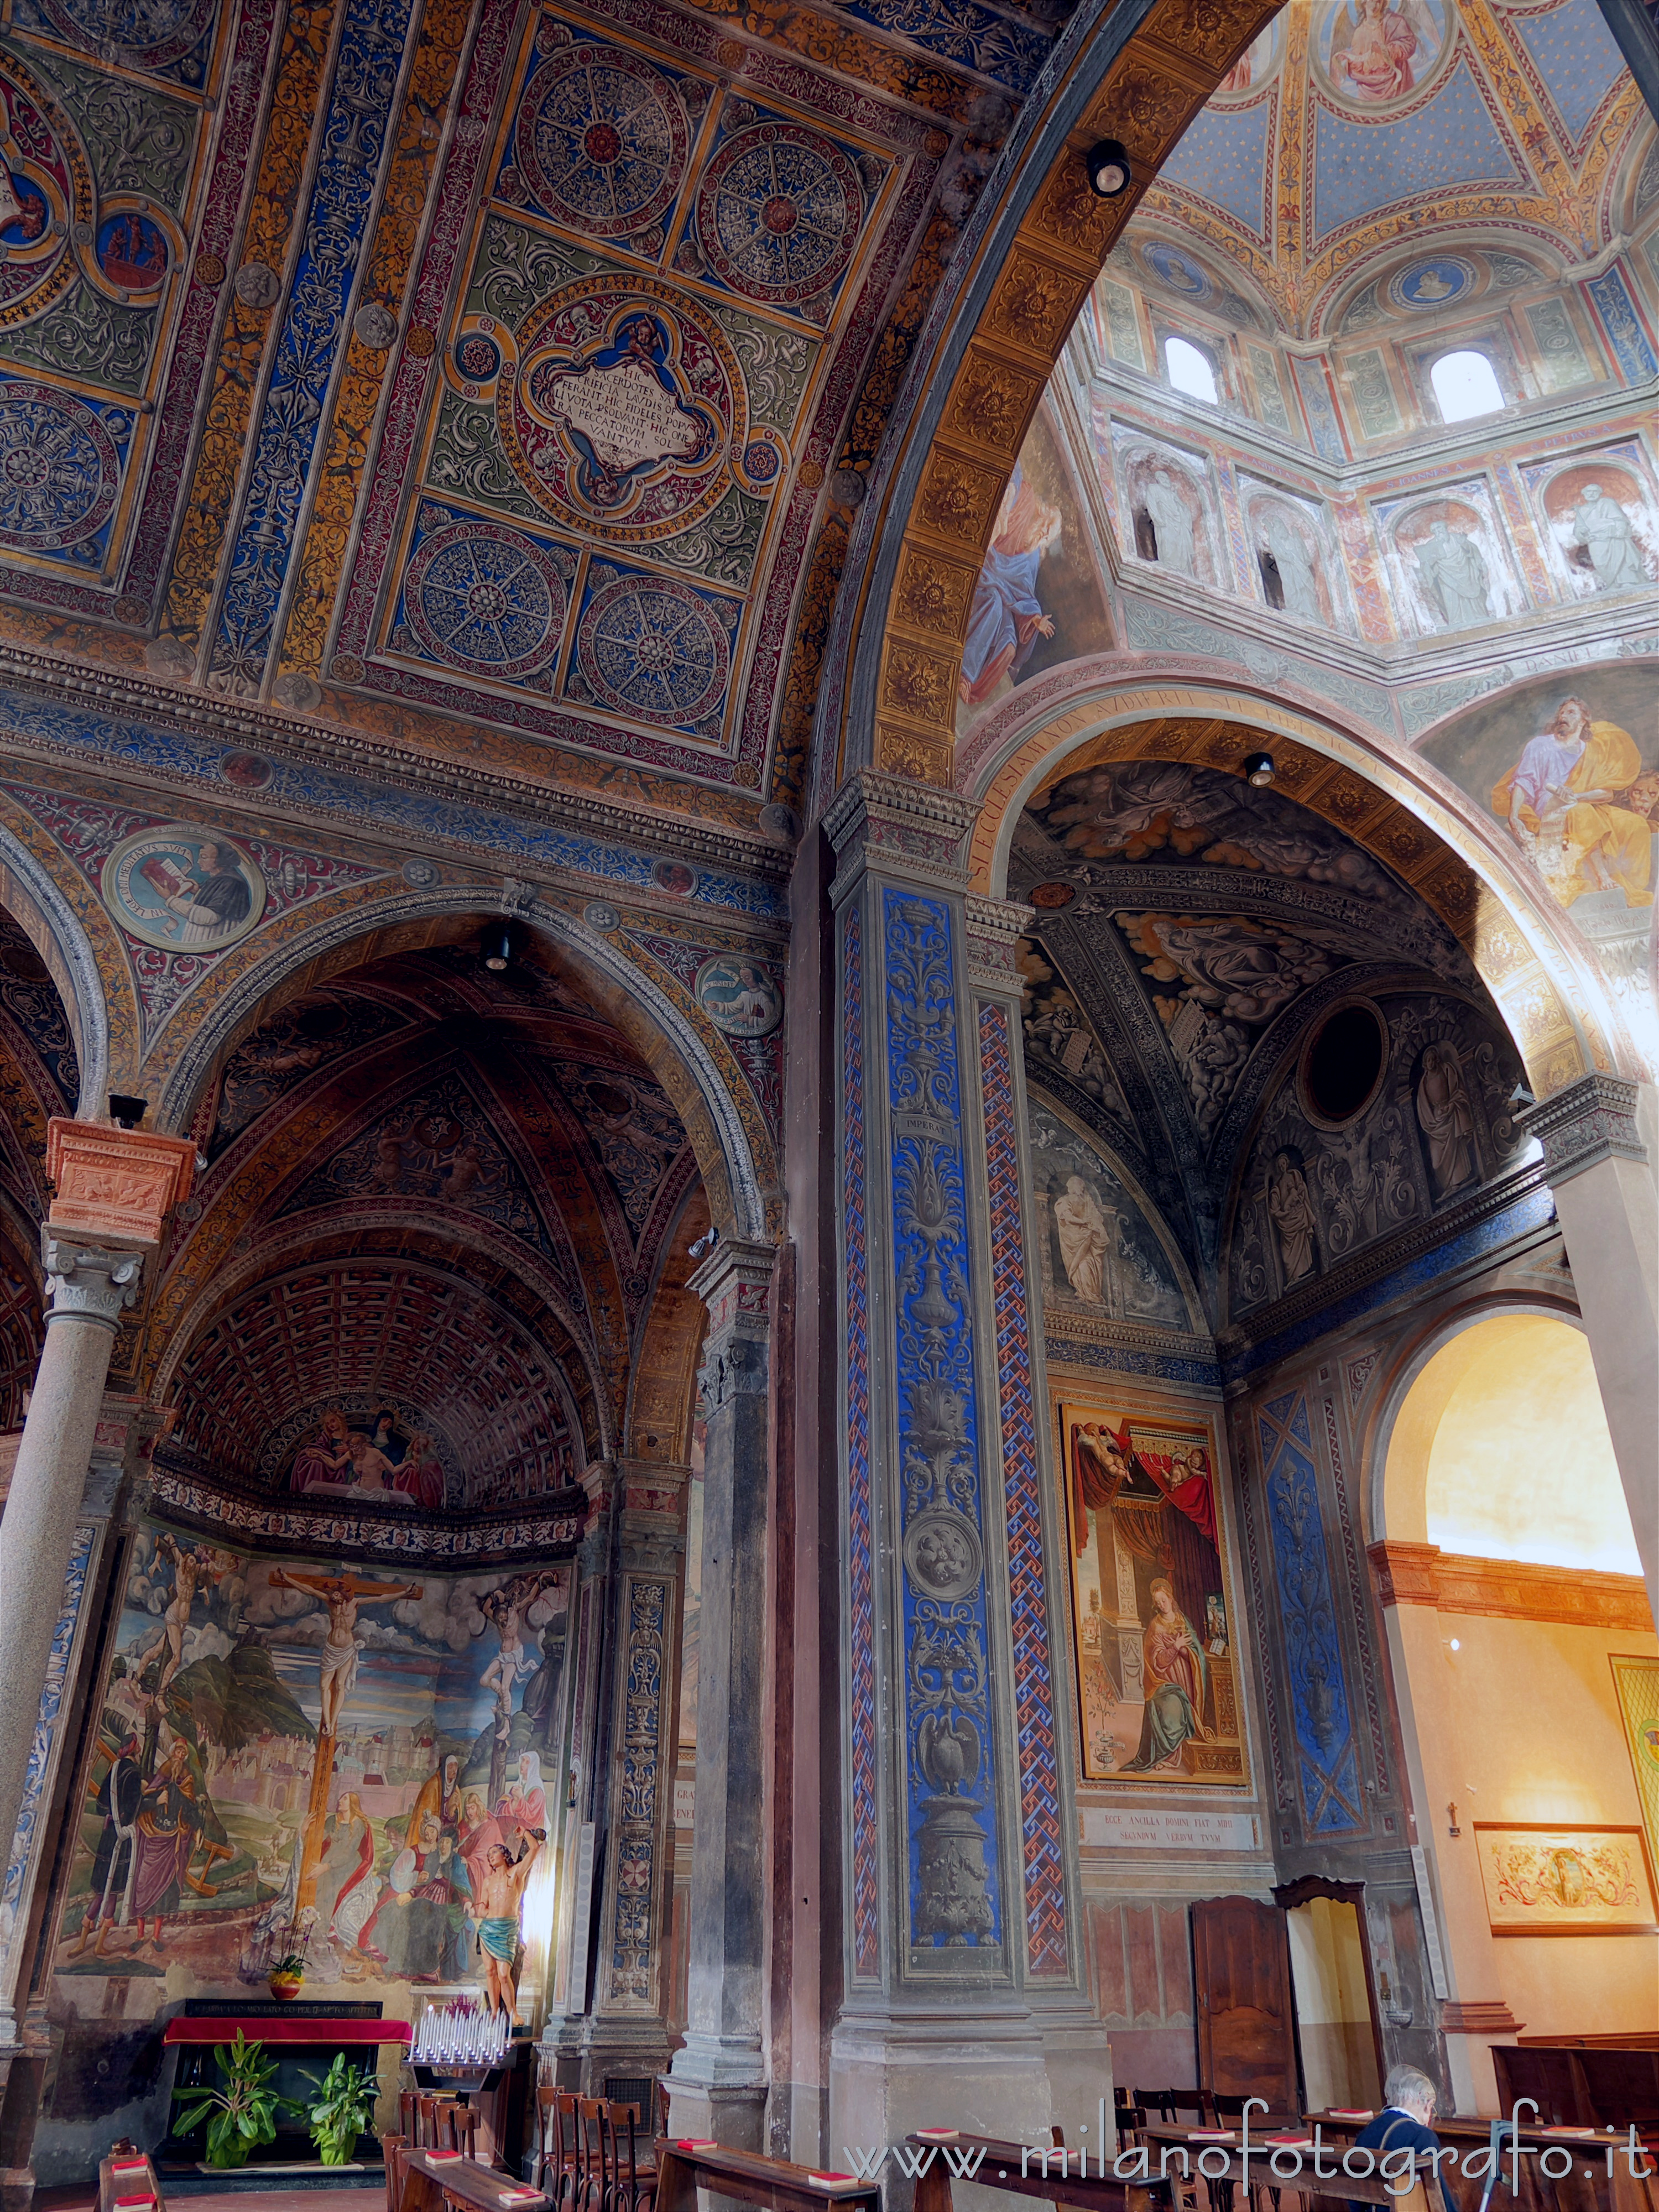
{"left": 1371, "top": 1310, "right": 1656, "bottom": 2112}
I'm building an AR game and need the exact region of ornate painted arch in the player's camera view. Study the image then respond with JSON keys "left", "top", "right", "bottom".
{"left": 152, "top": 885, "right": 772, "bottom": 1243}
{"left": 962, "top": 682, "right": 1644, "bottom": 1097}
{"left": 0, "top": 817, "right": 111, "bottom": 1118}
{"left": 816, "top": 0, "right": 1284, "bottom": 802}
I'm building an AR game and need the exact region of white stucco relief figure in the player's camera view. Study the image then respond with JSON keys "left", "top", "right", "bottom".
{"left": 1569, "top": 484, "right": 1650, "bottom": 592}
{"left": 1053, "top": 1175, "right": 1117, "bottom": 1303}
{"left": 1144, "top": 468, "right": 1197, "bottom": 573}
{"left": 1261, "top": 510, "right": 1322, "bottom": 623}
{"left": 1414, "top": 518, "right": 1490, "bottom": 627}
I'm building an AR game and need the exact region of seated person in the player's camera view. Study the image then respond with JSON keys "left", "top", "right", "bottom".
{"left": 1349, "top": 2064, "right": 1442, "bottom": 2212}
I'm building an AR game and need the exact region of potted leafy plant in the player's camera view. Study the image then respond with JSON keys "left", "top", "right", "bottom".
{"left": 172, "top": 2030, "right": 295, "bottom": 2170}
{"left": 302, "top": 2052, "right": 379, "bottom": 2167}
{"left": 268, "top": 1949, "right": 307, "bottom": 2001}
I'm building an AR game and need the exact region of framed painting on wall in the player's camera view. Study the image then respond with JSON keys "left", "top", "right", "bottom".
{"left": 1057, "top": 1397, "right": 1247, "bottom": 1785}
{"left": 1609, "top": 1652, "right": 1659, "bottom": 1874}
{"left": 1474, "top": 1823, "right": 1658, "bottom": 1937}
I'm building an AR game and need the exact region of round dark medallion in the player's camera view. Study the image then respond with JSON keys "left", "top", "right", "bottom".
{"left": 1302, "top": 1000, "right": 1387, "bottom": 1124}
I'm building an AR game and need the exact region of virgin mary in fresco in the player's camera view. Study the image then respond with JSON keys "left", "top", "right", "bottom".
{"left": 1123, "top": 1579, "right": 1214, "bottom": 1772}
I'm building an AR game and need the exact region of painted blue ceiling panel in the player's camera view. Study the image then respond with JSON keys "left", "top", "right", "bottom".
{"left": 1156, "top": 99, "right": 1273, "bottom": 238}
{"left": 1311, "top": 62, "right": 1528, "bottom": 241}
{"left": 1509, "top": 0, "right": 1626, "bottom": 144}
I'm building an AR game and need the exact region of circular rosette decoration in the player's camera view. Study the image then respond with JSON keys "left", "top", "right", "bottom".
{"left": 0, "top": 59, "right": 93, "bottom": 327}
{"left": 513, "top": 43, "right": 688, "bottom": 239}
{"left": 404, "top": 520, "right": 568, "bottom": 680}
{"left": 39, "top": 0, "right": 213, "bottom": 69}
{"left": 695, "top": 119, "right": 862, "bottom": 305}
{"left": 0, "top": 383, "right": 120, "bottom": 551}
{"left": 499, "top": 276, "right": 744, "bottom": 543}
{"left": 576, "top": 572, "right": 731, "bottom": 728}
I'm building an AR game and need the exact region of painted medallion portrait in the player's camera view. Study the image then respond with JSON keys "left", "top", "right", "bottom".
{"left": 1060, "top": 1400, "right": 1246, "bottom": 1785}
{"left": 695, "top": 952, "right": 782, "bottom": 1037}
{"left": 1318, "top": 0, "right": 1446, "bottom": 102}
{"left": 101, "top": 826, "right": 265, "bottom": 953}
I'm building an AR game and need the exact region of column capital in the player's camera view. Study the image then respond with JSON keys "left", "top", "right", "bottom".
{"left": 1517, "top": 1073, "right": 1646, "bottom": 1186}
{"left": 46, "top": 1119, "right": 196, "bottom": 1251}
{"left": 689, "top": 1235, "right": 775, "bottom": 1339}
{"left": 40, "top": 1238, "right": 144, "bottom": 1329}
{"left": 963, "top": 892, "right": 1036, "bottom": 994}
{"left": 825, "top": 768, "right": 980, "bottom": 900}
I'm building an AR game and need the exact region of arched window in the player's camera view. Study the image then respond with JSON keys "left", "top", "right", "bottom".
{"left": 1165, "top": 335, "right": 1219, "bottom": 405}
{"left": 1430, "top": 349, "right": 1504, "bottom": 422}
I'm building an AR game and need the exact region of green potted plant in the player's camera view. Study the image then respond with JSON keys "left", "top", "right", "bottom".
{"left": 268, "top": 1948, "right": 307, "bottom": 2001}
{"left": 171, "top": 2030, "right": 295, "bottom": 2170}
{"left": 302, "top": 2052, "right": 379, "bottom": 2167}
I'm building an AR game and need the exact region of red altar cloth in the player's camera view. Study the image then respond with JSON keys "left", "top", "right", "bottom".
{"left": 163, "top": 2018, "right": 411, "bottom": 2045}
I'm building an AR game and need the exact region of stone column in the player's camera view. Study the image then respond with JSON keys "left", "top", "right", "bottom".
{"left": 823, "top": 773, "right": 1092, "bottom": 2164}
{"left": 0, "top": 1120, "right": 193, "bottom": 2054}
{"left": 582, "top": 1463, "right": 686, "bottom": 2091}
{"left": 664, "top": 1238, "right": 775, "bottom": 2148}
{"left": 1519, "top": 1077, "right": 1658, "bottom": 1616}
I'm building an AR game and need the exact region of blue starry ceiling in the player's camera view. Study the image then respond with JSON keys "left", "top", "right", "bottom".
{"left": 1311, "top": 61, "right": 1527, "bottom": 241}
{"left": 1507, "top": 0, "right": 1627, "bottom": 145}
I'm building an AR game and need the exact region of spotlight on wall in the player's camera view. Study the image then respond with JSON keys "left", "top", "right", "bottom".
{"left": 108, "top": 1094, "right": 148, "bottom": 1130}
{"left": 1243, "top": 750, "right": 1276, "bottom": 787}
{"left": 482, "top": 922, "right": 514, "bottom": 972}
{"left": 1084, "top": 138, "right": 1131, "bottom": 199}
{"left": 689, "top": 1224, "right": 719, "bottom": 1261}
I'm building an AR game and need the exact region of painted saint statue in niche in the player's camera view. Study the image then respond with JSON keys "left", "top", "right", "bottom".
{"left": 1060, "top": 1401, "right": 1245, "bottom": 1785}
{"left": 1490, "top": 695, "right": 1654, "bottom": 910}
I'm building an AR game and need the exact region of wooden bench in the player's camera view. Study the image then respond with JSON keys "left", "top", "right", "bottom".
{"left": 398, "top": 2145, "right": 552, "bottom": 2212}
{"left": 99, "top": 2146, "right": 164, "bottom": 2212}
{"left": 908, "top": 2131, "right": 1172, "bottom": 2212}
{"left": 654, "top": 2135, "right": 882, "bottom": 2212}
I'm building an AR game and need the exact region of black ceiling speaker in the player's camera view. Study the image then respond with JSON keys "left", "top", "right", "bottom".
{"left": 1085, "top": 138, "right": 1131, "bottom": 198}
{"left": 108, "top": 1094, "right": 148, "bottom": 1129}
{"left": 1243, "top": 751, "right": 1277, "bottom": 787}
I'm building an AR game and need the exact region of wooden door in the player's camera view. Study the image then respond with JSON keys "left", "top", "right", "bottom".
{"left": 1193, "top": 1896, "right": 1300, "bottom": 2109}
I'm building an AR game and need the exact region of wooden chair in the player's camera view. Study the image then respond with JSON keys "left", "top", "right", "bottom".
{"left": 440, "top": 2103, "right": 480, "bottom": 2158}
{"left": 599, "top": 2099, "right": 655, "bottom": 2212}
{"left": 1134, "top": 2091, "right": 1209, "bottom": 2212}
{"left": 575, "top": 2098, "right": 610, "bottom": 2212}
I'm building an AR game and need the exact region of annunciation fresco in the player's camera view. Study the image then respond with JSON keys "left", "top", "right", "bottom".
{"left": 1058, "top": 1398, "right": 1245, "bottom": 1786}
{"left": 59, "top": 1520, "right": 567, "bottom": 2000}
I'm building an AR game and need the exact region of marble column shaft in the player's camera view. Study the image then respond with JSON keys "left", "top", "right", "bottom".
{"left": 1519, "top": 1074, "right": 1658, "bottom": 1615}
{"left": 0, "top": 1239, "right": 140, "bottom": 2028}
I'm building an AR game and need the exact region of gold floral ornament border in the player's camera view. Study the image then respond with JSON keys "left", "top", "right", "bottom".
{"left": 868, "top": 0, "right": 1284, "bottom": 789}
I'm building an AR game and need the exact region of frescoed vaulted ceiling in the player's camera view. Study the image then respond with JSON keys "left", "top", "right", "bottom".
{"left": 1007, "top": 757, "right": 1526, "bottom": 1323}
{"left": 151, "top": 937, "right": 705, "bottom": 1504}
{"left": 0, "top": 0, "right": 1078, "bottom": 823}
{"left": 1126, "top": 0, "right": 1650, "bottom": 338}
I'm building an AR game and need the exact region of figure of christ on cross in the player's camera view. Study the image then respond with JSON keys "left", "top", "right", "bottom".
{"left": 270, "top": 1569, "right": 423, "bottom": 1916}
{"left": 474, "top": 1829, "right": 546, "bottom": 2020}
{"left": 270, "top": 1569, "right": 424, "bottom": 1735}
